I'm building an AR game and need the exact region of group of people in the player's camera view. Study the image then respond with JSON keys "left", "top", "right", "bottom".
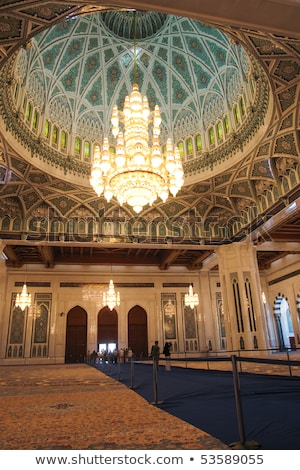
{"left": 86, "top": 341, "right": 172, "bottom": 369}
{"left": 86, "top": 347, "right": 133, "bottom": 365}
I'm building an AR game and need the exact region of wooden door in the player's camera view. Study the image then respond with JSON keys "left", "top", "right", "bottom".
{"left": 65, "top": 306, "right": 87, "bottom": 363}
{"left": 98, "top": 307, "right": 118, "bottom": 347}
{"left": 128, "top": 306, "right": 148, "bottom": 358}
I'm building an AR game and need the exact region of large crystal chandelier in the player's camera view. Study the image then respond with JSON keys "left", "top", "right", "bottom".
{"left": 103, "top": 279, "right": 120, "bottom": 311}
{"left": 90, "top": 85, "right": 184, "bottom": 213}
{"left": 90, "top": 13, "right": 184, "bottom": 213}
{"left": 184, "top": 284, "right": 199, "bottom": 309}
{"left": 15, "top": 283, "right": 32, "bottom": 311}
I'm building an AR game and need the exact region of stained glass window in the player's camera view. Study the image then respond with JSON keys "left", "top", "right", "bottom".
{"left": 52, "top": 126, "right": 58, "bottom": 144}
{"left": 33, "top": 110, "right": 38, "bottom": 129}
{"left": 217, "top": 121, "right": 223, "bottom": 140}
{"left": 223, "top": 115, "right": 230, "bottom": 134}
{"left": 74, "top": 137, "right": 81, "bottom": 155}
{"left": 234, "top": 104, "right": 240, "bottom": 124}
{"left": 209, "top": 127, "right": 215, "bottom": 145}
{"left": 26, "top": 102, "right": 32, "bottom": 121}
{"left": 186, "top": 137, "right": 193, "bottom": 157}
{"left": 196, "top": 134, "right": 202, "bottom": 151}
{"left": 178, "top": 141, "right": 184, "bottom": 158}
{"left": 44, "top": 120, "right": 50, "bottom": 138}
{"left": 61, "top": 131, "right": 67, "bottom": 149}
{"left": 84, "top": 141, "right": 90, "bottom": 160}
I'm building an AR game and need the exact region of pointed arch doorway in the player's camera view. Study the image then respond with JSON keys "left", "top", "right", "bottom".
{"left": 128, "top": 305, "right": 148, "bottom": 358}
{"left": 65, "top": 306, "right": 87, "bottom": 363}
{"left": 274, "top": 294, "right": 295, "bottom": 349}
{"left": 98, "top": 307, "right": 118, "bottom": 352}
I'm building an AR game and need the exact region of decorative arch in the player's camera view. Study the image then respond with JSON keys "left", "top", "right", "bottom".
{"left": 65, "top": 305, "right": 87, "bottom": 363}
{"left": 273, "top": 293, "right": 294, "bottom": 350}
{"left": 128, "top": 305, "right": 148, "bottom": 359}
{"left": 97, "top": 306, "right": 118, "bottom": 350}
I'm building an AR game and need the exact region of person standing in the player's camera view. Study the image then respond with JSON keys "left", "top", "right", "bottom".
{"left": 127, "top": 347, "right": 133, "bottom": 361}
{"left": 118, "top": 348, "right": 125, "bottom": 364}
{"left": 163, "top": 342, "right": 172, "bottom": 371}
{"left": 163, "top": 342, "right": 171, "bottom": 357}
{"left": 150, "top": 340, "right": 160, "bottom": 370}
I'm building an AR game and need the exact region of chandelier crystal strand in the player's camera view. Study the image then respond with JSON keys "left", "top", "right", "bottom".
{"left": 90, "top": 13, "right": 184, "bottom": 213}
{"left": 184, "top": 284, "right": 199, "bottom": 309}
{"left": 103, "top": 279, "right": 120, "bottom": 311}
{"left": 15, "top": 283, "right": 32, "bottom": 311}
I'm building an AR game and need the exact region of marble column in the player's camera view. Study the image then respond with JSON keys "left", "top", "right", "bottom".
{"left": 216, "top": 242, "right": 267, "bottom": 352}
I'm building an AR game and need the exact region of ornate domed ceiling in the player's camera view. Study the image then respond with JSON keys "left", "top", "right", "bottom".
{"left": 7, "top": 10, "right": 263, "bottom": 182}
{"left": 0, "top": 1, "right": 299, "bottom": 270}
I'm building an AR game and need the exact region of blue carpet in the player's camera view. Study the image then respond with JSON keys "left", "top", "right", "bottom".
{"left": 94, "top": 361, "right": 300, "bottom": 450}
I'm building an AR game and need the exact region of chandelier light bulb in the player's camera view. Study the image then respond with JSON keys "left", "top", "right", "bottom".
{"left": 104, "top": 186, "right": 113, "bottom": 202}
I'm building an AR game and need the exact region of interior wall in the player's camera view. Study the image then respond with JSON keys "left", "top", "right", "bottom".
{"left": 1, "top": 255, "right": 300, "bottom": 364}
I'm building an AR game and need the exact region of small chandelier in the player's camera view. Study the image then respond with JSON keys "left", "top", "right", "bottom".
{"left": 184, "top": 284, "right": 199, "bottom": 309}
{"left": 15, "top": 283, "right": 32, "bottom": 311}
{"left": 103, "top": 279, "right": 120, "bottom": 311}
{"left": 90, "top": 12, "right": 184, "bottom": 213}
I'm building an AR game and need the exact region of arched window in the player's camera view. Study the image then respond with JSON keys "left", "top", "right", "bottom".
{"left": 44, "top": 120, "right": 50, "bottom": 139}
{"left": 12, "top": 217, "right": 21, "bottom": 231}
{"left": 26, "top": 101, "right": 32, "bottom": 122}
{"left": 52, "top": 126, "right": 58, "bottom": 145}
{"left": 61, "top": 130, "right": 67, "bottom": 149}
{"left": 133, "top": 222, "right": 147, "bottom": 235}
{"left": 217, "top": 121, "right": 223, "bottom": 140}
{"left": 223, "top": 115, "right": 230, "bottom": 134}
{"left": 232, "top": 277, "right": 244, "bottom": 333}
{"left": 186, "top": 137, "right": 193, "bottom": 158}
{"left": 208, "top": 127, "right": 215, "bottom": 145}
{"left": 196, "top": 134, "right": 202, "bottom": 152}
{"left": 158, "top": 223, "right": 166, "bottom": 237}
{"left": 74, "top": 137, "right": 81, "bottom": 156}
{"left": 78, "top": 219, "right": 86, "bottom": 234}
{"left": 84, "top": 141, "right": 91, "bottom": 160}
{"left": 51, "top": 220, "right": 60, "bottom": 233}
{"left": 13, "top": 82, "right": 19, "bottom": 100}
{"left": 1, "top": 216, "right": 10, "bottom": 230}
{"left": 178, "top": 141, "right": 184, "bottom": 158}
{"left": 32, "top": 110, "right": 38, "bottom": 130}
{"left": 239, "top": 96, "right": 245, "bottom": 116}
{"left": 234, "top": 104, "right": 240, "bottom": 124}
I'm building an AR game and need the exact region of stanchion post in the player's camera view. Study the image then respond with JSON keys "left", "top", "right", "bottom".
{"left": 150, "top": 357, "right": 163, "bottom": 404}
{"left": 286, "top": 349, "right": 292, "bottom": 377}
{"left": 130, "top": 357, "right": 135, "bottom": 389}
{"left": 117, "top": 358, "right": 121, "bottom": 381}
{"left": 153, "top": 358, "right": 158, "bottom": 403}
{"left": 231, "top": 354, "right": 245, "bottom": 446}
{"left": 229, "top": 355, "right": 260, "bottom": 449}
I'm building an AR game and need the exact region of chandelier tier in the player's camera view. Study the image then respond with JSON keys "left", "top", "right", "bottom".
{"left": 184, "top": 284, "right": 199, "bottom": 309}
{"left": 15, "top": 283, "right": 32, "bottom": 311}
{"left": 90, "top": 83, "right": 184, "bottom": 213}
{"left": 103, "top": 279, "right": 120, "bottom": 311}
